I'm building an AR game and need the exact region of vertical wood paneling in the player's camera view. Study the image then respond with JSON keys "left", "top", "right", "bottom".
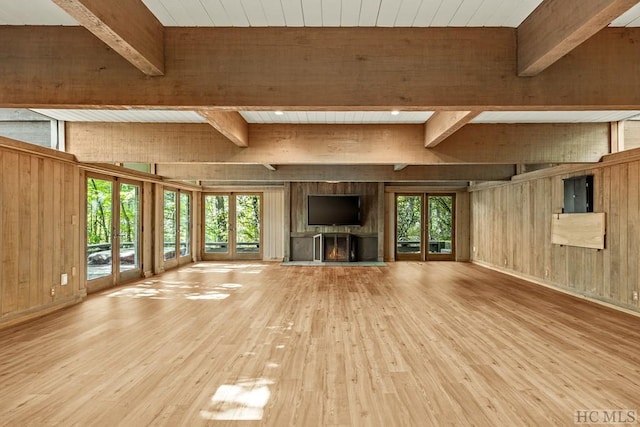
{"left": 2, "top": 151, "right": 19, "bottom": 316}
{"left": 17, "top": 154, "right": 31, "bottom": 311}
{"left": 72, "top": 162, "right": 80, "bottom": 293}
{"left": 79, "top": 169, "right": 87, "bottom": 289}
{"left": 628, "top": 161, "right": 640, "bottom": 307}
{"left": 471, "top": 154, "right": 640, "bottom": 313}
{"left": 384, "top": 192, "right": 394, "bottom": 261}
{"left": 29, "top": 157, "right": 42, "bottom": 306}
{"left": 0, "top": 146, "right": 83, "bottom": 327}
{"left": 0, "top": 150, "right": 4, "bottom": 313}
{"left": 42, "top": 158, "right": 54, "bottom": 304}
{"left": 263, "top": 187, "right": 285, "bottom": 261}
{"left": 600, "top": 167, "right": 611, "bottom": 297}
{"left": 455, "top": 191, "right": 470, "bottom": 262}
{"left": 618, "top": 164, "right": 629, "bottom": 304}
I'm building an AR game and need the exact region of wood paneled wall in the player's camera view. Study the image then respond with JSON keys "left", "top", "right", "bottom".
{"left": 471, "top": 152, "right": 640, "bottom": 312}
{"left": 263, "top": 187, "right": 285, "bottom": 261}
{"left": 0, "top": 145, "right": 83, "bottom": 327}
{"left": 290, "top": 182, "right": 379, "bottom": 235}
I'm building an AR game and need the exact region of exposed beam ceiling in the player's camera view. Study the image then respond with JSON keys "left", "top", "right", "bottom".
{"left": 199, "top": 111, "right": 249, "bottom": 147}
{"left": 65, "top": 122, "right": 610, "bottom": 165}
{"left": 51, "top": 0, "right": 165, "bottom": 76}
{"left": 3, "top": 26, "right": 640, "bottom": 109}
{"left": 517, "top": 0, "right": 639, "bottom": 76}
{"left": 4, "top": 1, "right": 640, "bottom": 185}
{"left": 155, "top": 164, "right": 516, "bottom": 182}
{"left": 424, "top": 111, "right": 480, "bottom": 148}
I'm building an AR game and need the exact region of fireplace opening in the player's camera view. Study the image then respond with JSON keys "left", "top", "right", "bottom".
{"left": 313, "top": 233, "right": 357, "bottom": 262}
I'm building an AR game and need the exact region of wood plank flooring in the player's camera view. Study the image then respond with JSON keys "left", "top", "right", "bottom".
{"left": 1, "top": 262, "right": 640, "bottom": 426}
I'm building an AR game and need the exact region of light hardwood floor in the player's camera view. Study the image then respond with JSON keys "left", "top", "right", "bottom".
{"left": 1, "top": 262, "right": 639, "bottom": 426}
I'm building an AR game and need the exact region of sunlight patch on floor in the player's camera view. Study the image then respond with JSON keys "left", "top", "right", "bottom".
{"left": 105, "top": 280, "right": 242, "bottom": 300}
{"left": 200, "top": 378, "right": 274, "bottom": 421}
{"left": 183, "top": 263, "right": 268, "bottom": 275}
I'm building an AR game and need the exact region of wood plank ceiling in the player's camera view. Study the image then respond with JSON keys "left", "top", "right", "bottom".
{"left": 3, "top": 0, "right": 640, "bottom": 182}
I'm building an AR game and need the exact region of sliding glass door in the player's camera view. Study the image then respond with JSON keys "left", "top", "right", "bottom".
{"left": 202, "top": 193, "right": 262, "bottom": 260}
{"left": 86, "top": 175, "right": 141, "bottom": 290}
{"left": 395, "top": 193, "right": 455, "bottom": 261}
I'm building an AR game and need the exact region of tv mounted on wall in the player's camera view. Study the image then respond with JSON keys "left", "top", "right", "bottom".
{"left": 307, "top": 195, "right": 361, "bottom": 226}
{"left": 563, "top": 175, "right": 594, "bottom": 213}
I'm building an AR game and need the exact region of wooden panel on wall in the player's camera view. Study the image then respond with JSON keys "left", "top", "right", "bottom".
{"left": 551, "top": 213, "right": 606, "bottom": 249}
{"left": 263, "top": 188, "right": 285, "bottom": 261}
{"left": 0, "top": 145, "right": 83, "bottom": 328}
{"left": 471, "top": 155, "right": 640, "bottom": 312}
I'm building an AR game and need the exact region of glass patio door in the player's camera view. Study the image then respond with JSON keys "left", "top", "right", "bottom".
{"left": 203, "top": 193, "right": 262, "bottom": 260}
{"left": 427, "top": 195, "right": 455, "bottom": 261}
{"left": 87, "top": 176, "right": 141, "bottom": 290}
{"left": 395, "top": 193, "right": 455, "bottom": 261}
{"left": 395, "top": 194, "right": 423, "bottom": 261}
{"left": 163, "top": 189, "right": 192, "bottom": 269}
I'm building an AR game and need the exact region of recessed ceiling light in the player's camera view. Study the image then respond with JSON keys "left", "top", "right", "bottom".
{"left": 274, "top": 110, "right": 284, "bottom": 115}
{"left": 391, "top": 110, "right": 400, "bottom": 116}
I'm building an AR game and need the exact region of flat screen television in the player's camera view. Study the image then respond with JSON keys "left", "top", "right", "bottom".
{"left": 563, "top": 175, "right": 593, "bottom": 213}
{"left": 308, "top": 195, "right": 361, "bottom": 226}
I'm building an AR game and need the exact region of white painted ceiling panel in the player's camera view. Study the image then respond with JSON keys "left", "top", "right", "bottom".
{"left": 431, "top": 0, "right": 465, "bottom": 26}
{"left": 242, "top": 0, "right": 269, "bottom": 26}
{"left": 357, "top": 0, "right": 379, "bottom": 26}
{"left": 377, "top": 0, "right": 403, "bottom": 27}
{"left": 610, "top": 3, "right": 640, "bottom": 27}
{"left": 240, "top": 111, "right": 434, "bottom": 124}
{"left": 31, "top": 109, "right": 208, "bottom": 123}
{"left": 473, "top": 111, "right": 640, "bottom": 123}
{"left": 447, "top": 0, "right": 483, "bottom": 26}
{"left": 341, "top": 0, "right": 362, "bottom": 26}
{"left": 322, "top": 0, "right": 342, "bottom": 26}
{"left": 7, "top": 0, "right": 638, "bottom": 28}
{"left": 280, "top": 0, "right": 305, "bottom": 26}
{"left": 395, "top": 0, "right": 424, "bottom": 26}
{"left": 261, "top": 0, "right": 286, "bottom": 26}
{"left": 0, "top": 0, "right": 77, "bottom": 25}
{"left": 196, "top": 0, "right": 231, "bottom": 26}
{"left": 301, "top": 0, "right": 322, "bottom": 26}
{"left": 221, "top": 0, "right": 250, "bottom": 26}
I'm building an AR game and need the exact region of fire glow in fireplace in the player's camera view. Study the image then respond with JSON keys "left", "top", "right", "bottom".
{"left": 313, "top": 233, "right": 357, "bottom": 262}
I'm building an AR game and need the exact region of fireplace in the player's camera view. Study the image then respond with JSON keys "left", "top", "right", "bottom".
{"left": 313, "top": 233, "right": 357, "bottom": 262}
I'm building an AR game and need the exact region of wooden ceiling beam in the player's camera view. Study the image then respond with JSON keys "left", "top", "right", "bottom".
{"left": 156, "top": 164, "right": 515, "bottom": 182}
{"left": 199, "top": 111, "right": 249, "bottom": 147}
{"left": 517, "top": 0, "right": 638, "bottom": 77}
{"left": 65, "top": 122, "right": 609, "bottom": 165}
{"left": 424, "top": 111, "right": 479, "bottom": 148}
{"left": 3, "top": 26, "right": 640, "bottom": 108}
{"left": 51, "top": 0, "right": 164, "bottom": 76}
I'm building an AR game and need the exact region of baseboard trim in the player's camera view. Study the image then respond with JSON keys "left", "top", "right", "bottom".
{"left": 472, "top": 260, "right": 640, "bottom": 319}
{"left": 0, "top": 295, "right": 84, "bottom": 331}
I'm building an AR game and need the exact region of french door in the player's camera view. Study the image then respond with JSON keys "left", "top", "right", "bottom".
{"left": 202, "top": 193, "right": 262, "bottom": 260}
{"left": 395, "top": 193, "right": 455, "bottom": 261}
{"left": 162, "top": 189, "right": 192, "bottom": 269}
{"left": 86, "top": 175, "right": 142, "bottom": 291}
